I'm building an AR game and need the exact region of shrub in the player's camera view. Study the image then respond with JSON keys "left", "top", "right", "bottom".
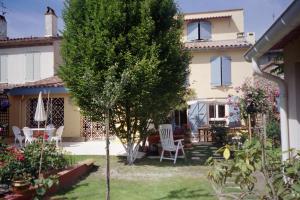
{"left": 0, "top": 141, "right": 68, "bottom": 185}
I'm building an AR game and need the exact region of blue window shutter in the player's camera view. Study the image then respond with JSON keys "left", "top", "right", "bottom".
{"left": 26, "top": 53, "right": 34, "bottom": 81}
{"left": 221, "top": 56, "right": 232, "bottom": 86}
{"left": 210, "top": 57, "right": 221, "bottom": 86}
{"left": 200, "top": 21, "right": 211, "bottom": 40}
{"left": 187, "top": 22, "right": 198, "bottom": 41}
{"left": 0, "top": 55, "right": 7, "bottom": 82}
{"left": 188, "top": 102, "right": 208, "bottom": 135}
{"left": 33, "top": 53, "right": 41, "bottom": 80}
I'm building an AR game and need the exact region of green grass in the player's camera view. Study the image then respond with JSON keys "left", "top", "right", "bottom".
{"left": 51, "top": 144, "right": 219, "bottom": 200}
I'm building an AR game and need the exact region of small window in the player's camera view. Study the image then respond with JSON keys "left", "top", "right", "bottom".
{"left": 209, "top": 105, "right": 215, "bottom": 118}
{"left": 211, "top": 56, "right": 232, "bottom": 87}
{"left": 218, "top": 105, "right": 225, "bottom": 118}
{"left": 209, "top": 104, "right": 226, "bottom": 120}
{"left": 187, "top": 21, "right": 211, "bottom": 41}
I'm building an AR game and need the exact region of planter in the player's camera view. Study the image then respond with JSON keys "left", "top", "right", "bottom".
{"left": 11, "top": 180, "right": 30, "bottom": 194}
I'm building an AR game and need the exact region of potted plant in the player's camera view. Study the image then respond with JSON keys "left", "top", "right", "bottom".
{"left": 11, "top": 173, "right": 31, "bottom": 194}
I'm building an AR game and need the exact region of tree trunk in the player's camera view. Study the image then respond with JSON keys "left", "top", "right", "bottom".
{"left": 105, "top": 110, "right": 110, "bottom": 200}
{"left": 126, "top": 142, "right": 135, "bottom": 165}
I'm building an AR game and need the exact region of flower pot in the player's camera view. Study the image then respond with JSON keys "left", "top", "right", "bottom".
{"left": 11, "top": 179, "right": 30, "bottom": 194}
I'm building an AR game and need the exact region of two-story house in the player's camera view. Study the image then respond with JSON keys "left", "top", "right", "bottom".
{"left": 180, "top": 9, "right": 255, "bottom": 135}
{"left": 0, "top": 7, "right": 88, "bottom": 140}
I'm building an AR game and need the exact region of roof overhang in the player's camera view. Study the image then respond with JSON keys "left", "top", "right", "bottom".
{"left": 7, "top": 86, "right": 68, "bottom": 96}
{"left": 184, "top": 15, "right": 231, "bottom": 21}
{"left": 244, "top": 0, "right": 300, "bottom": 61}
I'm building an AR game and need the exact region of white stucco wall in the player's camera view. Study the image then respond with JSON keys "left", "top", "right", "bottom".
{"left": 0, "top": 45, "right": 54, "bottom": 84}
{"left": 284, "top": 35, "right": 300, "bottom": 151}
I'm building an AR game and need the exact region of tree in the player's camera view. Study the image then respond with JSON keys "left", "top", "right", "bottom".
{"left": 60, "top": 0, "right": 190, "bottom": 165}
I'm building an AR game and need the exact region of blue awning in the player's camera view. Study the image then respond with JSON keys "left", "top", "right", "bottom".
{"left": 7, "top": 86, "right": 68, "bottom": 96}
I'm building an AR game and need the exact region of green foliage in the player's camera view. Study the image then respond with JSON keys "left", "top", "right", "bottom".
{"left": 207, "top": 139, "right": 300, "bottom": 199}
{"left": 34, "top": 175, "right": 59, "bottom": 200}
{"left": 60, "top": 0, "right": 190, "bottom": 164}
{"left": 266, "top": 120, "right": 280, "bottom": 146}
{"left": 0, "top": 142, "right": 68, "bottom": 185}
{"left": 210, "top": 125, "right": 229, "bottom": 145}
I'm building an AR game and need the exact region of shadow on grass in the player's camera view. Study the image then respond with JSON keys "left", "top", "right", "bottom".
{"left": 154, "top": 187, "right": 215, "bottom": 200}
{"left": 117, "top": 143, "right": 222, "bottom": 167}
{"left": 50, "top": 165, "right": 99, "bottom": 199}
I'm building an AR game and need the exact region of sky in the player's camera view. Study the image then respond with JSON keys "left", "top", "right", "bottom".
{"left": 2, "top": 0, "right": 294, "bottom": 39}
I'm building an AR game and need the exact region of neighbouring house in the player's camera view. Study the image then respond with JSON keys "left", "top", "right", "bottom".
{"left": 179, "top": 9, "right": 255, "bottom": 135}
{"left": 244, "top": 0, "right": 300, "bottom": 161}
{"left": 0, "top": 7, "right": 107, "bottom": 141}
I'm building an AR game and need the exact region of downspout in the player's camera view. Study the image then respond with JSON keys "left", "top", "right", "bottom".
{"left": 251, "top": 58, "right": 290, "bottom": 161}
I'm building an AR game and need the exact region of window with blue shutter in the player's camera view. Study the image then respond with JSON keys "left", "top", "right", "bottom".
{"left": 26, "top": 53, "right": 40, "bottom": 81}
{"left": 187, "top": 22, "right": 198, "bottom": 41}
{"left": 187, "top": 21, "right": 212, "bottom": 41}
{"left": 221, "top": 56, "right": 232, "bottom": 86}
{"left": 211, "top": 57, "right": 222, "bottom": 86}
{"left": 211, "top": 56, "right": 232, "bottom": 87}
{"left": 200, "top": 21, "right": 211, "bottom": 40}
{"left": 0, "top": 55, "right": 8, "bottom": 82}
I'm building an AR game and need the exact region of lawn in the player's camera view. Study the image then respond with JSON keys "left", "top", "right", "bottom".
{"left": 51, "top": 145, "right": 219, "bottom": 200}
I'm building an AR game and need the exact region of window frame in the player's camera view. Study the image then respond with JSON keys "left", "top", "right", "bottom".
{"left": 210, "top": 56, "right": 232, "bottom": 87}
{"left": 208, "top": 104, "right": 227, "bottom": 121}
{"left": 187, "top": 20, "right": 212, "bottom": 41}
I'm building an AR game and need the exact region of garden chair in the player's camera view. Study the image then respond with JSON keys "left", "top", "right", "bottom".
{"left": 12, "top": 126, "right": 25, "bottom": 147}
{"left": 159, "top": 124, "right": 185, "bottom": 164}
{"left": 46, "top": 124, "right": 56, "bottom": 141}
{"left": 22, "top": 127, "right": 36, "bottom": 146}
{"left": 51, "top": 126, "right": 64, "bottom": 147}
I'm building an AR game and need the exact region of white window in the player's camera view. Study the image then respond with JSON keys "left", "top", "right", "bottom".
{"left": 209, "top": 104, "right": 226, "bottom": 121}
{"left": 0, "top": 55, "right": 8, "bottom": 83}
{"left": 26, "top": 53, "right": 41, "bottom": 81}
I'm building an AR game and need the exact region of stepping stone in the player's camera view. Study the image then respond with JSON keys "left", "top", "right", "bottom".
{"left": 192, "top": 153, "right": 206, "bottom": 157}
{"left": 191, "top": 157, "right": 201, "bottom": 160}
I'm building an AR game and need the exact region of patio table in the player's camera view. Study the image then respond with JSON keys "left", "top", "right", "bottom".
{"left": 30, "top": 128, "right": 56, "bottom": 140}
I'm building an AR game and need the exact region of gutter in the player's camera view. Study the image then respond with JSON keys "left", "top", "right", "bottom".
{"left": 251, "top": 58, "right": 290, "bottom": 161}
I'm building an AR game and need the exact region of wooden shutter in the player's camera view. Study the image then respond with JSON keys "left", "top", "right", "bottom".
{"left": 210, "top": 57, "right": 222, "bottom": 86}
{"left": 26, "top": 53, "right": 34, "bottom": 81}
{"left": 0, "top": 55, "right": 7, "bottom": 82}
{"left": 188, "top": 102, "right": 208, "bottom": 135}
{"left": 187, "top": 22, "right": 198, "bottom": 41}
{"left": 33, "top": 53, "right": 41, "bottom": 80}
{"left": 200, "top": 21, "right": 211, "bottom": 40}
{"left": 221, "top": 56, "right": 232, "bottom": 86}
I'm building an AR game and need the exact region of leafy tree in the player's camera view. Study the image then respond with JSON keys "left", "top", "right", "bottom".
{"left": 60, "top": 0, "right": 190, "bottom": 165}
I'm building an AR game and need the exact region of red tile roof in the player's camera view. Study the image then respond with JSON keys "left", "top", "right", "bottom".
{"left": 0, "top": 36, "right": 62, "bottom": 48}
{"left": 185, "top": 39, "right": 252, "bottom": 50}
{"left": 0, "top": 76, "right": 64, "bottom": 92}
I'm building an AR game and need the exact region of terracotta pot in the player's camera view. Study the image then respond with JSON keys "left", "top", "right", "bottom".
{"left": 11, "top": 179, "right": 30, "bottom": 194}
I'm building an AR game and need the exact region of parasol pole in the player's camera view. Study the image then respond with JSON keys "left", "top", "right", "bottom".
{"left": 38, "top": 91, "right": 50, "bottom": 178}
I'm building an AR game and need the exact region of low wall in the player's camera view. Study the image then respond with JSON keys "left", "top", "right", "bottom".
{"left": 3, "top": 159, "right": 95, "bottom": 200}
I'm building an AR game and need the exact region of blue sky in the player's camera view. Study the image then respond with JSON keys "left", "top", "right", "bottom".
{"left": 2, "top": 0, "right": 293, "bottom": 39}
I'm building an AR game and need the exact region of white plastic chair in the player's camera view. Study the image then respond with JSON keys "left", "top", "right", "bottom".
{"left": 51, "top": 126, "right": 64, "bottom": 147}
{"left": 46, "top": 124, "right": 56, "bottom": 141}
{"left": 22, "top": 127, "right": 35, "bottom": 146}
{"left": 12, "top": 126, "right": 25, "bottom": 147}
{"left": 159, "top": 124, "right": 185, "bottom": 164}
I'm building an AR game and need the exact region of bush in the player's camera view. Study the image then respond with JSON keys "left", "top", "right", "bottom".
{"left": 0, "top": 141, "right": 68, "bottom": 185}
{"left": 266, "top": 120, "right": 280, "bottom": 146}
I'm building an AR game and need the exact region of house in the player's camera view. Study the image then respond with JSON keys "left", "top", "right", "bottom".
{"left": 0, "top": 7, "right": 103, "bottom": 141}
{"left": 244, "top": 0, "right": 300, "bottom": 161}
{"left": 181, "top": 9, "right": 255, "bottom": 135}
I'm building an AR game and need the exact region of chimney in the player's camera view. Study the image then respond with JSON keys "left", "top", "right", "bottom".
{"left": 45, "top": 7, "right": 57, "bottom": 37}
{"left": 246, "top": 32, "right": 256, "bottom": 44}
{"left": 0, "top": 15, "right": 7, "bottom": 39}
